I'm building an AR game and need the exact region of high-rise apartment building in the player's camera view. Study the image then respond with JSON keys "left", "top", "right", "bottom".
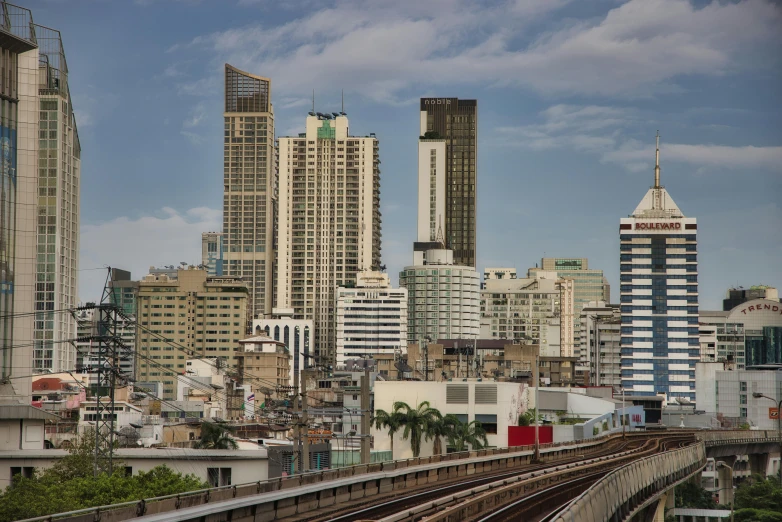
{"left": 201, "top": 232, "right": 224, "bottom": 276}
{"left": 480, "top": 269, "right": 575, "bottom": 356}
{"left": 276, "top": 113, "right": 381, "bottom": 361}
{"left": 335, "top": 271, "right": 407, "bottom": 367}
{"left": 400, "top": 249, "right": 480, "bottom": 344}
{"left": 419, "top": 98, "right": 477, "bottom": 267}
{"left": 31, "top": 25, "right": 80, "bottom": 373}
{"left": 136, "top": 268, "right": 248, "bottom": 399}
{"left": 619, "top": 135, "right": 698, "bottom": 401}
{"left": 0, "top": 4, "right": 40, "bottom": 403}
{"left": 222, "top": 64, "right": 275, "bottom": 325}
{"left": 580, "top": 301, "right": 621, "bottom": 388}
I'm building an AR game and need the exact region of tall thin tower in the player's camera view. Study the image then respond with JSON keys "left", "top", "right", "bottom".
{"left": 619, "top": 133, "right": 699, "bottom": 402}
{"left": 419, "top": 98, "right": 477, "bottom": 267}
{"left": 33, "top": 25, "right": 81, "bottom": 372}
{"left": 222, "top": 64, "right": 275, "bottom": 325}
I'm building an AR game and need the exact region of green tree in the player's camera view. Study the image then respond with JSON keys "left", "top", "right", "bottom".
{"left": 445, "top": 416, "right": 488, "bottom": 452}
{"left": 0, "top": 438, "right": 206, "bottom": 522}
{"left": 392, "top": 401, "right": 442, "bottom": 458}
{"left": 518, "top": 408, "right": 542, "bottom": 427}
{"left": 372, "top": 408, "right": 403, "bottom": 455}
{"left": 426, "top": 413, "right": 451, "bottom": 455}
{"left": 673, "top": 481, "right": 718, "bottom": 509}
{"left": 194, "top": 422, "right": 238, "bottom": 450}
{"left": 735, "top": 475, "right": 782, "bottom": 512}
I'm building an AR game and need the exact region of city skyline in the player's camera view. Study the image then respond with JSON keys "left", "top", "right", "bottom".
{"left": 24, "top": 0, "right": 779, "bottom": 311}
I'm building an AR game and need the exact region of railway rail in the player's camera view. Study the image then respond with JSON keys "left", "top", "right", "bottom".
{"left": 296, "top": 434, "right": 692, "bottom": 522}
{"left": 322, "top": 434, "right": 695, "bottom": 522}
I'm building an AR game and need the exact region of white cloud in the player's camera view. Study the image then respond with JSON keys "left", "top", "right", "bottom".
{"left": 496, "top": 103, "right": 782, "bottom": 172}
{"left": 183, "top": 102, "right": 206, "bottom": 128}
{"left": 79, "top": 207, "right": 221, "bottom": 302}
{"left": 170, "top": 0, "right": 781, "bottom": 101}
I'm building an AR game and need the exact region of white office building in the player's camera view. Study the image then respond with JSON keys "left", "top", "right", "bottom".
{"left": 276, "top": 113, "right": 381, "bottom": 362}
{"left": 413, "top": 137, "right": 446, "bottom": 265}
{"left": 619, "top": 134, "right": 699, "bottom": 401}
{"left": 254, "top": 310, "right": 313, "bottom": 385}
{"left": 335, "top": 271, "right": 407, "bottom": 367}
{"left": 715, "top": 364, "right": 782, "bottom": 430}
{"left": 399, "top": 249, "right": 480, "bottom": 344}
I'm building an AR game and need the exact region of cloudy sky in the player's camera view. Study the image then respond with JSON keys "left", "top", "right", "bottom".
{"left": 28, "top": 0, "right": 781, "bottom": 309}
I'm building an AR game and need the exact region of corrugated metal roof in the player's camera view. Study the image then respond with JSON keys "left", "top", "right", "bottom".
{"left": 672, "top": 509, "right": 732, "bottom": 517}
{"left": 0, "top": 404, "right": 59, "bottom": 420}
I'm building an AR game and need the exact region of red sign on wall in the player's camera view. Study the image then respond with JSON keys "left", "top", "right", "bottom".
{"left": 770, "top": 408, "right": 779, "bottom": 420}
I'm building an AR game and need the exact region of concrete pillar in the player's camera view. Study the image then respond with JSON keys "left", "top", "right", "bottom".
{"left": 653, "top": 492, "right": 669, "bottom": 522}
{"left": 716, "top": 462, "right": 733, "bottom": 506}
{"left": 749, "top": 453, "right": 770, "bottom": 477}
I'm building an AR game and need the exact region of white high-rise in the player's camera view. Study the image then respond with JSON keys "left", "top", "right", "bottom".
{"left": 619, "top": 134, "right": 698, "bottom": 401}
{"left": 33, "top": 25, "right": 80, "bottom": 372}
{"left": 222, "top": 64, "right": 275, "bottom": 325}
{"left": 276, "top": 113, "right": 381, "bottom": 361}
{"left": 413, "top": 138, "right": 446, "bottom": 264}
{"left": 335, "top": 271, "right": 407, "bottom": 367}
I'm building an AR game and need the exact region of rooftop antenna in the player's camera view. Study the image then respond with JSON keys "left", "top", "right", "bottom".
{"left": 654, "top": 130, "right": 661, "bottom": 189}
{"left": 312, "top": 89, "right": 315, "bottom": 113}
{"left": 341, "top": 89, "right": 344, "bottom": 114}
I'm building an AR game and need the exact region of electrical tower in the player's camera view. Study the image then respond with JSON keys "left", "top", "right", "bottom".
{"left": 74, "top": 268, "right": 132, "bottom": 477}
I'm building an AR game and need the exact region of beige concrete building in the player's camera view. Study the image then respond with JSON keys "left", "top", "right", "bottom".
{"left": 276, "top": 113, "right": 381, "bottom": 362}
{"left": 480, "top": 270, "right": 575, "bottom": 357}
{"left": 235, "top": 335, "right": 291, "bottom": 391}
{"left": 136, "top": 268, "right": 248, "bottom": 399}
{"left": 222, "top": 64, "right": 275, "bottom": 325}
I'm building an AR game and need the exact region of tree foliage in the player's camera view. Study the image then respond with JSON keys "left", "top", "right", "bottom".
{"left": 735, "top": 475, "right": 782, "bottom": 512}
{"left": 0, "top": 432, "right": 207, "bottom": 522}
{"left": 194, "top": 422, "right": 238, "bottom": 450}
{"left": 445, "top": 416, "right": 488, "bottom": 452}
{"left": 673, "top": 481, "right": 718, "bottom": 509}
{"left": 518, "top": 408, "right": 542, "bottom": 427}
{"left": 392, "top": 401, "right": 442, "bottom": 458}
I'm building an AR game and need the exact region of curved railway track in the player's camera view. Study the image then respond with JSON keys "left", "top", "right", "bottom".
{"left": 475, "top": 435, "right": 696, "bottom": 522}
{"left": 291, "top": 435, "right": 671, "bottom": 522}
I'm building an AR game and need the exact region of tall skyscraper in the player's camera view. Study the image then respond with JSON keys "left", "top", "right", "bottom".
{"left": 276, "top": 112, "right": 381, "bottom": 361}
{"left": 222, "top": 64, "right": 275, "bottom": 326}
{"left": 33, "top": 25, "right": 81, "bottom": 372}
{"left": 0, "top": 3, "right": 40, "bottom": 402}
{"left": 619, "top": 134, "right": 698, "bottom": 401}
{"left": 419, "top": 98, "right": 477, "bottom": 267}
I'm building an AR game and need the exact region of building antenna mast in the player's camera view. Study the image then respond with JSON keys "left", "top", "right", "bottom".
{"left": 341, "top": 89, "right": 344, "bottom": 113}
{"left": 654, "top": 130, "right": 661, "bottom": 189}
{"left": 312, "top": 89, "right": 315, "bottom": 113}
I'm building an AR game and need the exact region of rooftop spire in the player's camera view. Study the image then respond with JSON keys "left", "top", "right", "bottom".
{"left": 654, "top": 130, "right": 661, "bottom": 189}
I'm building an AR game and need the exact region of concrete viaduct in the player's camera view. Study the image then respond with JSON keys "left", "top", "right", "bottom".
{"left": 19, "top": 430, "right": 779, "bottom": 522}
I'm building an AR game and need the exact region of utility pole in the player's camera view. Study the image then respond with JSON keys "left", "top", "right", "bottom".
{"left": 360, "top": 368, "right": 370, "bottom": 464}
{"left": 292, "top": 379, "right": 300, "bottom": 475}
{"left": 301, "top": 375, "right": 309, "bottom": 473}
{"left": 533, "top": 350, "right": 541, "bottom": 463}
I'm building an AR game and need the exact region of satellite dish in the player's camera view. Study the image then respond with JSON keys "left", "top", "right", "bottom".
{"left": 129, "top": 422, "right": 143, "bottom": 429}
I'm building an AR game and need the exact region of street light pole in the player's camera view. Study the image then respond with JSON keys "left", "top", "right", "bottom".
{"left": 753, "top": 392, "right": 782, "bottom": 484}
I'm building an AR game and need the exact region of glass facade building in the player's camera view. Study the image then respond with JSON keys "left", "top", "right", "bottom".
{"left": 619, "top": 138, "right": 698, "bottom": 401}
{"left": 419, "top": 98, "right": 477, "bottom": 268}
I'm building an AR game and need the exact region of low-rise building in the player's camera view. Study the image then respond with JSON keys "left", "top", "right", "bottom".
{"left": 78, "top": 399, "right": 143, "bottom": 434}
{"left": 715, "top": 363, "right": 782, "bottom": 430}
{"left": 373, "top": 380, "right": 529, "bottom": 459}
{"left": 235, "top": 335, "right": 291, "bottom": 390}
{"left": 254, "top": 309, "right": 314, "bottom": 391}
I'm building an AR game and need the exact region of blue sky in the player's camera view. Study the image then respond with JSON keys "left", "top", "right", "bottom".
{"left": 26, "top": 0, "right": 782, "bottom": 310}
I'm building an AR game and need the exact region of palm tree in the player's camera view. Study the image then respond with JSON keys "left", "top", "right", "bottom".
{"left": 393, "top": 401, "right": 443, "bottom": 458}
{"left": 518, "top": 408, "right": 542, "bottom": 427}
{"left": 194, "top": 422, "right": 238, "bottom": 450}
{"left": 446, "top": 417, "right": 488, "bottom": 452}
{"left": 371, "top": 408, "right": 402, "bottom": 455}
{"left": 426, "top": 414, "right": 451, "bottom": 455}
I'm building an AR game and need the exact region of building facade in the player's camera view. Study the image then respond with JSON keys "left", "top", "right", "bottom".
{"left": 580, "top": 301, "right": 621, "bottom": 389}
{"left": 335, "top": 271, "right": 407, "bottom": 367}
{"left": 480, "top": 269, "right": 575, "bottom": 357}
{"left": 419, "top": 98, "right": 477, "bottom": 267}
{"left": 136, "top": 268, "right": 248, "bottom": 399}
{"left": 276, "top": 113, "right": 381, "bottom": 362}
{"left": 699, "top": 299, "right": 782, "bottom": 369}
{"left": 254, "top": 310, "right": 313, "bottom": 390}
{"left": 0, "top": 3, "right": 39, "bottom": 403}
{"left": 222, "top": 64, "right": 275, "bottom": 324}
{"left": 399, "top": 249, "right": 480, "bottom": 344}
{"left": 715, "top": 364, "right": 782, "bottom": 430}
{"left": 235, "top": 335, "right": 291, "bottom": 390}
{"left": 201, "top": 232, "right": 224, "bottom": 276}
{"left": 619, "top": 135, "right": 699, "bottom": 401}
{"left": 32, "top": 25, "right": 80, "bottom": 373}
{"left": 723, "top": 286, "right": 779, "bottom": 311}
